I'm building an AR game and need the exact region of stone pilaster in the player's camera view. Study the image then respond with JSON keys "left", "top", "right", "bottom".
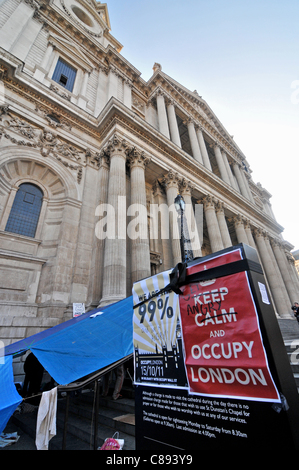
{"left": 127, "top": 147, "right": 151, "bottom": 284}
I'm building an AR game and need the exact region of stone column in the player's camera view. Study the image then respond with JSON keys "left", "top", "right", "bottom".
{"left": 286, "top": 251, "right": 299, "bottom": 293}
{"left": 166, "top": 99, "right": 181, "bottom": 147}
{"left": 244, "top": 221, "right": 256, "bottom": 249}
{"left": 254, "top": 229, "right": 289, "bottom": 317}
{"left": 243, "top": 172, "right": 255, "bottom": 203}
{"left": 264, "top": 235, "right": 291, "bottom": 312}
{"left": 186, "top": 119, "right": 203, "bottom": 164}
{"left": 271, "top": 239, "right": 298, "bottom": 304}
{"left": 180, "top": 179, "right": 202, "bottom": 257}
{"left": 101, "top": 135, "right": 128, "bottom": 306}
{"left": 213, "top": 144, "right": 230, "bottom": 185}
{"left": 156, "top": 90, "right": 170, "bottom": 139}
{"left": 196, "top": 127, "right": 212, "bottom": 171}
{"left": 93, "top": 154, "right": 110, "bottom": 305}
{"left": 163, "top": 170, "right": 181, "bottom": 266}
{"left": 152, "top": 180, "right": 173, "bottom": 271}
{"left": 233, "top": 214, "right": 249, "bottom": 245}
{"left": 128, "top": 148, "right": 151, "bottom": 284}
{"left": 203, "top": 195, "right": 224, "bottom": 253}
{"left": 215, "top": 201, "right": 232, "bottom": 248}
{"left": 222, "top": 151, "right": 236, "bottom": 189}
{"left": 233, "top": 162, "right": 249, "bottom": 199}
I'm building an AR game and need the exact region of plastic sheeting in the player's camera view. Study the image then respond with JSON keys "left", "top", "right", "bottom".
{"left": 0, "top": 356, "right": 22, "bottom": 435}
{"left": 3, "top": 297, "right": 134, "bottom": 386}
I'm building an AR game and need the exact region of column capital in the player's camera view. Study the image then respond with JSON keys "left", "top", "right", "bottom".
{"left": 127, "top": 147, "right": 151, "bottom": 170}
{"left": 180, "top": 178, "right": 194, "bottom": 196}
{"left": 99, "top": 153, "right": 110, "bottom": 170}
{"left": 184, "top": 117, "right": 196, "bottom": 127}
{"left": 254, "top": 227, "right": 268, "bottom": 239}
{"left": 285, "top": 251, "right": 296, "bottom": 266}
{"left": 152, "top": 179, "right": 165, "bottom": 197}
{"left": 232, "top": 213, "right": 246, "bottom": 227}
{"left": 165, "top": 97, "right": 175, "bottom": 107}
{"left": 211, "top": 141, "right": 221, "bottom": 151}
{"left": 202, "top": 194, "right": 216, "bottom": 209}
{"left": 163, "top": 169, "right": 181, "bottom": 190}
{"left": 22, "top": 0, "right": 40, "bottom": 11}
{"left": 243, "top": 219, "right": 252, "bottom": 230}
{"left": 215, "top": 200, "right": 225, "bottom": 213}
{"left": 102, "top": 134, "right": 129, "bottom": 159}
{"left": 156, "top": 87, "right": 167, "bottom": 99}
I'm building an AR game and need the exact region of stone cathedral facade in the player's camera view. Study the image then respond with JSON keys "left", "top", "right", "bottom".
{"left": 0, "top": 0, "right": 298, "bottom": 356}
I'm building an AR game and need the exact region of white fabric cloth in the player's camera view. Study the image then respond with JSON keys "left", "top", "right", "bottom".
{"left": 35, "top": 387, "right": 57, "bottom": 450}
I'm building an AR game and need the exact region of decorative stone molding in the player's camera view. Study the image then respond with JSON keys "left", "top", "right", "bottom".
{"left": 49, "top": 84, "right": 71, "bottom": 102}
{"left": 0, "top": 113, "right": 85, "bottom": 182}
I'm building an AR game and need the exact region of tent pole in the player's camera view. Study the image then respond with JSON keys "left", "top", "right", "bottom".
{"left": 93, "top": 379, "right": 100, "bottom": 450}
{"left": 62, "top": 392, "right": 70, "bottom": 450}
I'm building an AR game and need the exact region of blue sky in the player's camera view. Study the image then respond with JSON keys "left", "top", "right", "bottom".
{"left": 106, "top": 0, "right": 299, "bottom": 250}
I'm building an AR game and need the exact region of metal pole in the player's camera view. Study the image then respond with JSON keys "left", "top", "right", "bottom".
{"left": 62, "top": 392, "right": 70, "bottom": 450}
{"left": 180, "top": 207, "right": 185, "bottom": 263}
{"left": 93, "top": 379, "right": 100, "bottom": 450}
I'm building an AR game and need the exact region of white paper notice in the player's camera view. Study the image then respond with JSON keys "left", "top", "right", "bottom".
{"left": 258, "top": 282, "right": 270, "bottom": 304}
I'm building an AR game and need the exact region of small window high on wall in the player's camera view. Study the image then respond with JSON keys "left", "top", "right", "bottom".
{"left": 52, "top": 58, "right": 77, "bottom": 92}
{"left": 5, "top": 183, "right": 43, "bottom": 238}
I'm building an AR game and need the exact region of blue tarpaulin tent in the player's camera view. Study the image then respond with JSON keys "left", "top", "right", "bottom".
{"left": 3, "top": 296, "right": 134, "bottom": 385}
{"left": 0, "top": 297, "right": 133, "bottom": 432}
{"left": 0, "top": 356, "right": 23, "bottom": 435}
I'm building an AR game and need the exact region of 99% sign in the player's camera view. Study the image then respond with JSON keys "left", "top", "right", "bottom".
{"left": 138, "top": 295, "right": 174, "bottom": 323}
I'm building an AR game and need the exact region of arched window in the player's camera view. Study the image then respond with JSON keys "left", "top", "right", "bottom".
{"left": 5, "top": 183, "right": 43, "bottom": 238}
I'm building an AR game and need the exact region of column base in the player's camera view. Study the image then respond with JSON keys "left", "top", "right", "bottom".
{"left": 98, "top": 295, "right": 127, "bottom": 308}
